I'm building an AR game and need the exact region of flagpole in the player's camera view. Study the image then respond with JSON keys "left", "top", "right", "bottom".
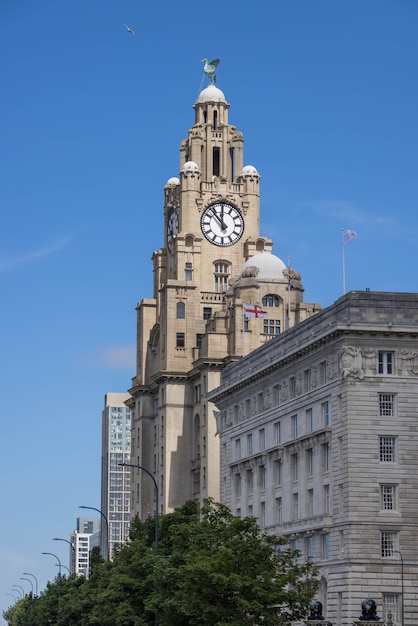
{"left": 286, "top": 257, "right": 291, "bottom": 330}
{"left": 342, "top": 230, "right": 346, "bottom": 294}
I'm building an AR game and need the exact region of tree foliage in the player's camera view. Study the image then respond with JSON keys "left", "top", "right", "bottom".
{"left": 4, "top": 499, "right": 318, "bottom": 626}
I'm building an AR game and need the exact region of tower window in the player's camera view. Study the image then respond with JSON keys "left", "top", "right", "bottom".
{"left": 203, "top": 307, "right": 212, "bottom": 320}
{"left": 263, "top": 319, "right": 280, "bottom": 335}
{"left": 379, "top": 351, "right": 394, "bottom": 374}
{"left": 213, "top": 110, "right": 218, "bottom": 130}
{"left": 176, "top": 333, "right": 185, "bottom": 348}
{"left": 262, "top": 294, "right": 279, "bottom": 307}
{"left": 176, "top": 302, "right": 185, "bottom": 318}
{"left": 214, "top": 262, "right": 229, "bottom": 293}
{"left": 230, "top": 147, "right": 235, "bottom": 181}
{"left": 185, "top": 262, "right": 193, "bottom": 281}
{"left": 213, "top": 147, "right": 220, "bottom": 177}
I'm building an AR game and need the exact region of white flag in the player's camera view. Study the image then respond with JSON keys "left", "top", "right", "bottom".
{"left": 343, "top": 229, "right": 357, "bottom": 244}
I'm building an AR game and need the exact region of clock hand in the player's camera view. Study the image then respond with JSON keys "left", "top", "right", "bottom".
{"left": 211, "top": 209, "right": 227, "bottom": 231}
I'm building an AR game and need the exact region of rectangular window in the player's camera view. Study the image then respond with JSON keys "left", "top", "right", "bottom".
{"left": 260, "top": 501, "right": 266, "bottom": 527}
{"left": 263, "top": 319, "right": 281, "bottom": 335}
{"left": 257, "top": 393, "right": 264, "bottom": 412}
{"left": 292, "top": 454, "right": 299, "bottom": 481}
{"left": 235, "top": 439, "right": 241, "bottom": 460}
{"left": 308, "top": 488, "right": 314, "bottom": 517}
{"left": 234, "top": 473, "right": 241, "bottom": 497}
{"left": 292, "top": 414, "right": 298, "bottom": 438}
{"left": 274, "top": 421, "right": 281, "bottom": 444}
{"left": 196, "top": 334, "right": 204, "bottom": 349}
{"left": 185, "top": 262, "right": 193, "bottom": 281}
{"left": 248, "top": 504, "right": 253, "bottom": 517}
{"left": 259, "top": 428, "right": 265, "bottom": 451}
{"left": 379, "top": 394, "right": 395, "bottom": 417}
{"left": 381, "top": 484, "right": 396, "bottom": 510}
{"left": 383, "top": 594, "right": 400, "bottom": 625}
{"left": 323, "top": 443, "right": 330, "bottom": 472}
{"left": 306, "top": 408, "right": 313, "bottom": 433}
{"left": 274, "top": 460, "right": 282, "bottom": 485}
{"left": 176, "top": 332, "right": 185, "bottom": 348}
{"left": 290, "top": 377, "right": 296, "bottom": 399}
{"left": 381, "top": 531, "right": 398, "bottom": 557}
{"left": 319, "top": 361, "right": 327, "bottom": 385}
{"left": 276, "top": 497, "right": 282, "bottom": 524}
{"left": 324, "top": 484, "right": 330, "bottom": 514}
{"left": 380, "top": 436, "right": 396, "bottom": 462}
{"left": 247, "top": 433, "right": 253, "bottom": 455}
{"left": 203, "top": 307, "right": 212, "bottom": 320}
{"left": 322, "top": 533, "right": 330, "bottom": 559}
{"left": 259, "top": 465, "right": 266, "bottom": 490}
{"left": 379, "top": 351, "right": 394, "bottom": 374}
{"left": 306, "top": 536, "right": 313, "bottom": 560}
{"left": 293, "top": 493, "right": 299, "bottom": 520}
{"left": 304, "top": 369, "right": 311, "bottom": 392}
{"left": 273, "top": 384, "right": 280, "bottom": 406}
{"left": 246, "top": 469, "right": 253, "bottom": 494}
{"left": 322, "top": 401, "right": 330, "bottom": 426}
{"left": 307, "top": 448, "right": 313, "bottom": 477}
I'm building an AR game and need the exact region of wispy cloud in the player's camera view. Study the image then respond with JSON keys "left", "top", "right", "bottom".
{"left": 0, "top": 235, "right": 73, "bottom": 273}
{"left": 297, "top": 200, "right": 396, "bottom": 226}
{"left": 78, "top": 345, "right": 136, "bottom": 370}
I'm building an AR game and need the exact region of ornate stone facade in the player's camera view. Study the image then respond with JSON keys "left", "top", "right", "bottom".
{"left": 126, "top": 84, "right": 320, "bottom": 519}
{"left": 209, "top": 290, "right": 418, "bottom": 626}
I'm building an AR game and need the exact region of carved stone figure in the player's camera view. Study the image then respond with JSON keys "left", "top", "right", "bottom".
{"left": 340, "top": 345, "right": 364, "bottom": 380}
{"left": 359, "top": 599, "right": 380, "bottom": 621}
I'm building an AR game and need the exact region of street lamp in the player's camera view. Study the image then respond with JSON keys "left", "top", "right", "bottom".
{"left": 42, "top": 552, "right": 62, "bottom": 575}
{"left": 6, "top": 593, "right": 18, "bottom": 603}
{"left": 11, "top": 585, "right": 24, "bottom": 598}
{"left": 394, "top": 550, "right": 404, "bottom": 626}
{"left": 78, "top": 505, "right": 109, "bottom": 561}
{"left": 53, "top": 537, "right": 75, "bottom": 551}
{"left": 55, "top": 563, "right": 71, "bottom": 576}
{"left": 20, "top": 577, "right": 33, "bottom": 595}
{"left": 119, "top": 462, "right": 159, "bottom": 554}
{"left": 22, "top": 572, "right": 38, "bottom": 596}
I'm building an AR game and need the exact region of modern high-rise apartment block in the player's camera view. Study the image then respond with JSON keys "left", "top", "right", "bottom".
{"left": 101, "top": 393, "right": 131, "bottom": 557}
{"left": 69, "top": 517, "right": 100, "bottom": 576}
{"left": 209, "top": 291, "right": 418, "bottom": 626}
{"left": 126, "top": 79, "right": 320, "bottom": 519}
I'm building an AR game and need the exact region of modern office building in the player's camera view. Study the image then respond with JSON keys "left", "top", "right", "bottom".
{"left": 69, "top": 517, "right": 100, "bottom": 576}
{"left": 209, "top": 290, "right": 418, "bottom": 626}
{"left": 126, "top": 76, "right": 320, "bottom": 519}
{"left": 101, "top": 392, "right": 131, "bottom": 557}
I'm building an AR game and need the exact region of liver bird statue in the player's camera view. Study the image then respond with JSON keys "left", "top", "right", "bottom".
{"left": 202, "top": 58, "right": 220, "bottom": 84}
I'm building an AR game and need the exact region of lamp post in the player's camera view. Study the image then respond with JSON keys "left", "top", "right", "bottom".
{"left": 394, "top": 550, "right": 404, "bottom": 626}
{"left": 22, "top": 572, "right": 38, "bottom": 596}
{"left": 55, "top": 563, "right": 71, "bottom": 576}
{"left": 11, "top": 585, "right": 24, "bottom": 598}
{"left": 6, "top": 593, "right": 18, "bottom": 603}
{"left": 42, "top": 552, "right": 62, "bottom": 575}
{"left": 119, "top": 462, "right": 159, "bottom": 554}
{"left": 53, "top": 537, "right": 75, "bottom": 574}
{"left": 20, "top": 577, "right": 33, "bottom": 595}
{"left": 79, "top": 505, "right": 109, "bottom": 561}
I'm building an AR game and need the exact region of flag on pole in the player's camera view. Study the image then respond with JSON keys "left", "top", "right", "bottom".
{"left": 244, "top": 304, "right": 268, "bottom": 318}
{"left": 342, "top": 229, "right": 358, "bottom": 244}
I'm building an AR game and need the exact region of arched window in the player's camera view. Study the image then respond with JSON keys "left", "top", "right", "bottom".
{"left": 262, "top": 294, "right": 279, "bottom": 307}
{"left": 214, "top": 262, "right": 230, "bottom": 293}
{"left": 176, "top": 302, "right": 185, "bottom": 318}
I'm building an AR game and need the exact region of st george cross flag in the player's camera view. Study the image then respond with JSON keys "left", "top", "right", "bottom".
{"left": 342, "top": 229, "right": 358, "bottom": 244}
{"left": 244, "top": 304, "right": 268, "bottom": 318}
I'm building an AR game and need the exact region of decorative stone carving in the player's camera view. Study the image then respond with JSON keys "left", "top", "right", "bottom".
{"left": 340, "top": 345, "right": 364, "bottom": 380}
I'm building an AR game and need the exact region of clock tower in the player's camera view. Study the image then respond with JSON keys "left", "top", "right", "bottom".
{"left": 127, "top": 79, "right": 320, "bottom": 519}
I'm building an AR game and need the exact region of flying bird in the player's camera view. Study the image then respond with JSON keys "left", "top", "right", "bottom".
{"left": 202, "top": 58, "right": 220, "bottom": 84}
{"left": 124, "top": 24, "right": 137, "bottom": 37}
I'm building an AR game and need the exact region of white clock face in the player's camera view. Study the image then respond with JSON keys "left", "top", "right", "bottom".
{"left": 200, "top": 202, "right": 244, "bottom": 247}
{"left": 167, "top": 210, "right": 179, "bottom": 253}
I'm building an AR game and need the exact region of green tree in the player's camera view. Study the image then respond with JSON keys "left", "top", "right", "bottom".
{"left": 148, "top": 498, "right": 318, "bottom": 626}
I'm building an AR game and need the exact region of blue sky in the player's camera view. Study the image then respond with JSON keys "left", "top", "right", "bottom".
{"left": 1, "top": 0, "right": 417, "bottom": 616}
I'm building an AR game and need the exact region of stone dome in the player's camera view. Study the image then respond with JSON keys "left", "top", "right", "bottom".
{"left": 182, "top": 161, "right": 200, "bottom": 172}
{"left": 197, "top": 85, "right": 227, "bottom": 103}
{"left": 243, "top": 252, "right": 286, "bottom": 279}
{"left": 241, "top": 165, "right": 259, "bottom": 176}
{"left": 165, "top": 176, "right": 180, "bottom": 187}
